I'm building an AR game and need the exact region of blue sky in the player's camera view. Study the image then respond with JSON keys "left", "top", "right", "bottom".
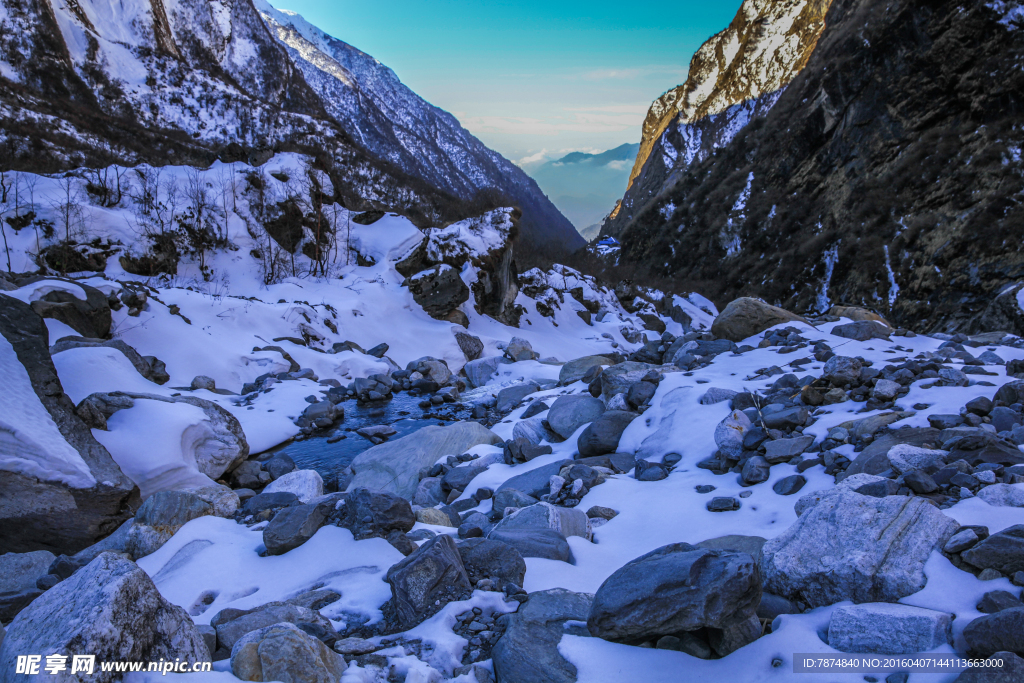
{"left": 267, "top": 0, "right": 743, "bottom": 163}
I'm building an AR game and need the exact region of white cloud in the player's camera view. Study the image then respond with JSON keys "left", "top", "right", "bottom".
{"left": 515, "top": 149, "right": 550, "bottom": 167}
{"left": 605, "top": 159, "right": 630, "bottom": 170}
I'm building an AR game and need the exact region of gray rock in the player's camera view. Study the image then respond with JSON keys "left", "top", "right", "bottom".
{"left": 126, "top": 490, "right": 214, "bottom": 559}
{"left": 263, "top": 469, "right": 323, "bottom": 503}
{"left": 559, "top": 355, "right": 615, "bottom": 385}
{"left": 963, "top": 607, "right": 1024, "bottom": 658}
{"left": 385, "top": 534, "right": 472, "bottom": 630}
{"left": 962, "top": 525, "right": 1024, "bottom": 576}
{"left": 823, "top": 356, "right": 863, "bottom": 387}
{"left": 413, "top": 477, "right": 444, "bottom": 507}
{"left": 773, "top": 475, "right": 807, "bottom": 496}
{"left": 833, "top": 321, "right": 891, "bottom": 341}
{"left": 511, "top": 416, "right": 556, "bottom": 446}
{"left": 0, "top": 553, "right": 208, "bottom": 682}
{"left": 828, "top": 603, "right": 952, "bottom": 654}
{"left": 497, "top": 460, "right": 572, "bottom": 499}
{"left": 699, "top": 387, "right": 738, "bottom": 405}
{"left": 443, "top": 465, "right": 488, "bottom": 495}
{"left": 977, "top": 590, "right": 1022, "bottom": 614}
{"left": 464, "top": 356, "right": 512, "bottom": 388}
{"left": 230, "top": 622, "right": 344, "bottom": 683}
{"left": 991, "top": 407, "right": 1023, "bottom": 434}
{"left": 577, "top": 410, "right": 637, "bottom": 457}
{"left": 696, "top": 535, "right": 767, "bottom": 562}
{"left": 710, "top": 298, "right": 806, "bottom": 342}
{"left": 977, "top": 484, "right": 1024, "bottom": 508}
{"left": 587, "top": 543, "right": 761, "bottom": 645}
{"left": 50, "top": 337, "right": 168, "bottom": 384}
{"left": 547, "top": 394, "right": 607, "bottom": 439}
{"left": 842, "top": 428, "right": 942, "bottom": 479}
{"left": 215, "top": 601, "right": 336, "bottom": 651}
{"left": 953, "top": 651, "right": 1024, "bottom": 683}
{"left": 190, "top": 375, "right": 216, "bottom": 391}
{"left": 599, "top": 362, "right": 661, "bottom": 401}
{"left": 349, "top": 422, "right": 503, "bottom": 498}
{"left": 505, "top": 337, "right": 537, "bottom": 362}
{"left": 626, "top": 381, "right": 657, "bottom": 408}
{"left": 0, "top": 551, "right": 55, "bottom": 622}
{"left": 707, "top": 614, "right": 762, "bottom": 657}
{"left": 714, "top": 410, "right": 752, "bottom": 459}
{"left": 903, "top": 470, "right": 938, "bottom": 494}
{"left": 263, "top": 503, "right": 328, "bottom": 555}
{"left": 762, "top": 406, "right": 809, "bottom": 430}
{"left": 760, "top": 489, "right": 959, "bottom": 608}
{"left": 707, "top": 497, "right": 741, "bottom": 512}
{"left": 487, "top": 528, "right": 573, "bottom": 563}
{"left": 457, "top": 537, "right": 526, "bottom": 587}
{"left": 757, "top": 593, "right": 801, "bottom": 620}
{"left": 741, "top": 456, "right": 771, "bottom": 485}
{"left": 635, "top": 460, "right": 669, "bottom": 481}
{"left": 454, "top": 331, "right": 485, "bottom": 361}
{"left": 241, "top": 491, "right": 299, "bottom": 515}
{"left": 491, "top": 502, "right": 590, "bottom": 540}
{"left": 872, "top": 378, "right": 901, "bottom": 401}
{"left": 492, "top": 589, "right": 592, "bottom": 683}
{"left": 406, "top": 265, "right": 470, "bottom": 319}
{"left": 944, "top": 529, "right": 981, "bottom": 553}
{"left": 497, "top": 382, "right": 541, "bottom": 413}
{"left": 764, "top": 436, "right": 814, "bottom": 464}
{"left": 491, "top": 487, "right": 540, "bottom": 517}
{"left": 338, "top": 488, "right": 415, "bottom": 540}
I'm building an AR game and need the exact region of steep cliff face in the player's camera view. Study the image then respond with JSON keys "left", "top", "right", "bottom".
{"left": 0, "top": 0, "right": 581, "bottom": 249}
{"left": 615, "top": 0, "right": 1024, "bottom": 334}
{"left": 604, "top": 0, "right": 832, "bottom": 235}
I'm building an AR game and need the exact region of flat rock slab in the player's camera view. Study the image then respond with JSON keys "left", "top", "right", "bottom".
{"left": 828, "top": 603, "right": 952, "bottom": 654}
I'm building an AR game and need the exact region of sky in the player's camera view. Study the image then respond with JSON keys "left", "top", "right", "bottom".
{"left": 266, "top": 0, "right": 744, "bottom": 164}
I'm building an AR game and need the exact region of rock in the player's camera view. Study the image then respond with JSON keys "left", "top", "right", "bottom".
{"left": 241, "top": 491, "right": 299, "bottom": 515}
{"left": 587, "top": 506, "right": 618, "bottom": 521}
{"left": 764, "top": 436, "right": 814, "bottom": 464}
{"left": 635, "top": 459, "right": 669, "bottom": 481}
{"left": 334, "top": 637, "right": 380, "bottom": 655}
{"left": 962, "top": 525, "right": 1024, "bottom": 576}
{"left": 413, "top": 477, "right": 445, "bottom": 507}
{"left": 873, "top": 379, "right": 901, "bottom": 401}
{"left": 599, "top": 362, "right": 660, "bottom": 401}
{"left": 230, "top": 622, "right": 344, "bottom": 683}
{"left": 903, "top": 470, "right": 939, "bottom": 494}
{"left": 963, "top": 607, "right": 1024, "bottom": 658}
{"left": 944, "top": 529, "right": 981, "bottom": 553}
{"left": 842, "top": 428, "right": 942, "bottom": 479}
{"left": 0, "top": 550, "right": 55, "bottom": 622}
{"left": 699, "top": 387, "right": 738, "bottom": 405}
{"left": 464, "top": 356, "right": 512, "bottom": 388}
{"left": 385, "top": 534, "right": 472, "bottom": 630}
{"left": 714, "top": 409, "right": 752, "bottom": 460}
{"left": 977, "top": 590, "right": 1022, "bottom": 614}
{"left": 349, "top": 422, "right": 502, "bottom": 498}
{"left": 497, "top": 460, "right": 572, "bottom": 499}
{"left": 760, "top": 489, "right": 959, "bottom": 608}
{"left": 829, "top": 306, "right": 892, "bottom": 326}
{"left": 967, "top": 397, "right": 995, "bottom": 416}
{"left": 577, "top": 410, "right": 637, "bottom": 457}
{"left": 497, "top": 382, "right": 540, "bottom": 413}
{"left": 827, "top": 603, "right": 952, "bottom": 654}
{"left": 442, "top": 465, "right": 487, "bottom": 496}
{"left": 832, "top": 320, "right": 892, "bottom": 341}
{"left": 263, "top": 469, "right": 323, "bottom": 503}
{"left": 773, "top": 475, "right": 807, "bottom": 496}
{"left": 492, "top": 589, "right": 592, "bottom": 683}
{"left": 741, "top": 455, "right": 771, "bottom": 485}
{"left": 215, "top": 601, "right": 337, "bottom": 651}
{"left": 991, "top": 407, "right": 1023, "bottom": 433}
{"left": 559, "top": 355, "right": 614, "bottom": 385}
{"left": 707, "top": 497, "right": 741, "bottom": 512}
{"left": 125, "top": 490, "right": 214, "bottom": 559}
{"left": 707, "top": 615, "right": 762, "bottom": 657}
{"left": 450, "top": 331, "right": 484, "bottom": 362}
{"left": 406, "top": 265, "right": 470, "bottom": 319}
{"left": 547, "top": 394, "right": 606, "bottom": 439}
{"left": 887, "top": 444, "right": 948, "bottom": 474}
{"left": 838, "top": 411, "right": 914, "bottom": 440}
{"left": 491, "top": 502, "right": 591, "bottom": 540}
{"left": 26, "top": 279, "right": 112, "bottom": 339}
{"left": 505, "top": 337, "right": 537, "bottom": 362}
{"left": 263, "top": 503, "right": 328, "bottom": 555}
{"left": 710, "top": 298, "right": 806, "bottom": 342}
{"left": 415, "top": 507, "right": 457, "bottom": 527}
{"left": 50, "top": 337, "right": 169, "bottom": 385}
{"left": 587, "top": 543, "right": 761, "bottom": 649}
{"left": 953, "top": 652, "right": 1024, "bottom": 683}
{"left": 190, "top": 375, "right": 216, "bottom": 391}
{"left": 511, "top": 416, "right": 555, "bottom": 447}
{"left": 0, "top": 295, "right": 138, "bottom": 555}
{"left": 457, "top": 537, "right": 526, "bottom": 587}
{"left": 0, "top": 553, "right": 208, "bottom": 681}
{"left": 264, "top": 453, "right": 296, "bottom": 480}
{"left": 929, "top": 414, "right": 964, "bottom": 430}
{"left": 977, "top": 484, "right": 1024, "bottom": 507}
{"left": 491, "top": 488, "right": 539, "bottom": 517}
{"left": 487, "top": 528, "right": 573, "bottom": 562}
{"left": 996, "top": 381, "right": 1024, "bottom": 406}
{"left": 338, "top": 488, "right": 415, "bottom": 540}
{"left": 823, "top": 355, "right": 863, "bottom": 386}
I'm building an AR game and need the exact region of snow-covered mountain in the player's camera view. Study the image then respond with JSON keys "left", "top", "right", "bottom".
{"left": 603, "top": 0, "right": 832, "bottom": 235}
{"left": 0, "top": 0, "right": 583, "bottom": 250}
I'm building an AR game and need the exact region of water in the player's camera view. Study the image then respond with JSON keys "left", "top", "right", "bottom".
{"left": 260, "top": 392, "right": 476, "bottom": 481}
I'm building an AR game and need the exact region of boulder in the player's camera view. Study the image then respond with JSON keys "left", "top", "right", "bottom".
{"left": 953, "top": 652, "right": 1024, "bottom": 683}
{"left": 492, "top": 589, "right": 593, "bottom": 683}
{"left": 764, "top": 436, "right": 814, "bottom": 464}
{"left": 822, "top": 356, "right": 863, "bottom": 387}
{"left": 832, "top": 320, "right": 891, "bottom": 341}
{"left": 547, "top": 394, "right": 606, "bottom": 439}
{"left": 464, "top": 356, "right": 512, "bottom": 388}
{"left": 962, "top": 525, "right": 1024, "bottom": 576}
{"left": 741, "top": 456, "right": 771, "bottom": 485}
{"left": 497, "top": 460, "right": 572, "bottom": 499}
{"left": 215, "top": 601, "right": 337, "bottom": 651}
{"left": 338, "top": 488, "right": 415, "bottom": 540}
{"left": 457, "top": 537, "right": 527, "bottom": 587}
{"left": 505, "top": 337, "right": 537, "bottom": 362}
{"left": 263, "top": 469, "right": 323, "bottom": 503}
{"left": 454, "top": 331, "right": 484, "bottom": 361}
{"left": 588, "top": 543, "right": 761, "bottom": 651}
{"left": 349, "top": 422, "right": 503, "bottom": 498}
{"left": 0, "top": 553, "right": 208, "bottom": 682}
{"left": 976, "top": 484, "right": 1024, "bottom": 508}
{"left": 491, "top": 502, "right": 591, "bottom": 540}
{"left": 385, "top": 534, "right": 472, "bottom": 630}
{"left": 25, "top": 279, "right": 111, "bottom": 339}
{"left": 842, "top": 428, "right": 942, "bottom": 479}
{"left": 442, "top": 465, "right": 488, "bottom": 495}
{"left": 405, "top": 265, "right": 470, "bottom": 319}
{"left": 0, "top": 550, "right": 55, "bottom": 622}
{"left": 125, "top": 490, "right": 214, "bottom": 559}
{"left": 577, "top": 410, "right": 637, "bottom": 457}
{"left": 559, "top": 355, "right": 614, "bottom": 385}
{"left": 50, "top": 337, "right": 169, "bottom": 385}
{"left": 497, "top": 382, "right": 540, "bottom": 413}
{"left": 760, "top": 489, "right": 959, "bottom": 608}
{"left": 710, "top": 298, "right": 806, "bottom": 342}
{"left": 230, "top": 622, "right": 344, "bottom": 683}
{"left": 714, "top": 410, "right": 752, "bottom": 459}
{"left": 827, "top": 603, "right": 952, "bottom": 654}
{"left": 487, "top": 528, "right": 573, "bottom": 563}
{"left": 699, "top": 387, "right": 737, "bottom": 405}
{"left": 263, "top": 503, "right": 328, "bottom": 555}
{"left": 599, "top": 362, "right": 660, "bottom": 401}
{"left": 963, "top": 607, "right": 1024, "bottom": 658}
{"left": 773, "top": 475, "right": 807, "bottom": 496}
{"left": 0, "top": 296, "right": 137, "bottom": 554}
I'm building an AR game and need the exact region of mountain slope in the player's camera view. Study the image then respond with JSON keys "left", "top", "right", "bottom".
{"left": 603, "top": 0, "right": 833, "bottom": 236}
{"left": 0, "top": 0, "right": 582, "bottom": 250}
{"left": 614, "top": 0, "right": 1024, "bottom": 334}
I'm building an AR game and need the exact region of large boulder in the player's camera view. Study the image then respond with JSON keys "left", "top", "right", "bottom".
{"left": 263, "top": 470, "right": 323, "bottom": 503}
{"left": 464, "top": 356, "right": 511, "bottom": 388}
{"left": 0, "top": 553, "right": 209, "bottom": 682}
{"left": 841, "top": 428, "right": 942, "bottom": 479}
{"left": 0, "top": 295, "right": 137, "bottom": 554}
{"left": 492, "top": 589, "right": 593, "bottom": 683}
{"left": 349, "top": 422, "right": 503, "bottom": 498}
{"left": 559, "top": 355, "right": 615, "bottom": 385}
{"left": 710, "top": 298, "right": 806, "bottom": 342}
{"left": 547, "top": 394, "right": 606, "bottom": 439}
{"left": 491, "top": 502, "right": 591, "bottom": 540}
{"left": 488, "top": 528, "right": 573, "bottom": 563}
{"left": 231, "top": 622, "right": 343, "bottom": 683}
{"left": 125, "top": 490, "right": 215, "bottom": 559}
{"left": 338, "top": 487, "right": 415, "bottom": 540}
{"left": 263, "top": 503, "right": 329, "bottom": 555}
{"left": 577, "top": 410, "right": 637, "bottom": 457}
{"left": 832, "top": 320, "right": 892, "bottom": 341}
{"left": 587, "top": 543, "right": 761, "bottom": 648}
{"left": 827, "top": 603, "right": 953, "bottom": 654}
{"left": 963, "top": 607, "right": 1024, "bottom": 658}
{"left": 598, "top": 362, "right": 659, "bottom": 401}
{"left": 496, "top": 460, "right": 572, "bottom": 499}
{"left": 457, "top": 538, "right": 527, "bottom": 588}
{"left": 384, "top": 534, "right": 472, "bottom": 631}
{"left": 760, "top": 488, "right": 958, "bottom": 608}
{"left": 405, "top": 265, "right": 470, "bottom": 320}
{"left": 962, "top": 525, "right": 1024, "bottom": 576}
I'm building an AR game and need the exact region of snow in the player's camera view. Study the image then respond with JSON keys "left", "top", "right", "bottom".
{"left": 0, "top": 327, "right": 96, "bottom": 489}
{"left": 884, "top": 245, "right": 900, "bottom": 306}
{"left": 816, "top": 243, "right": 840, "bottom": 313}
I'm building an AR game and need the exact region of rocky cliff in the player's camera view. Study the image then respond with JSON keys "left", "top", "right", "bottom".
{"left": 609, "top": 0, "right": 1024, "bottom": 335}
